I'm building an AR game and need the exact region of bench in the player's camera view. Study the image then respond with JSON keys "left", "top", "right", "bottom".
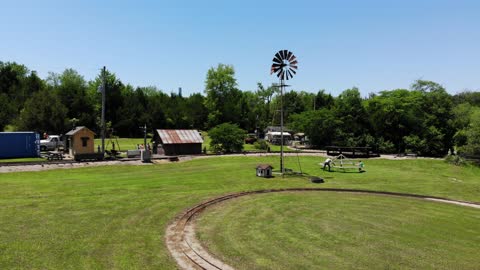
{"left": 47, "top": 151, "right": 64, "bottom": 161}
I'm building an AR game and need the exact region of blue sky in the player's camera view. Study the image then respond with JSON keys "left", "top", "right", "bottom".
{"left": 1, "top": 0, "right": 479, "bottom": 96}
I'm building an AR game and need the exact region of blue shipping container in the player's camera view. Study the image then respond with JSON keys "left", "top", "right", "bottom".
{"left": 0, "top": 132, "right": 40, "bottom": 159}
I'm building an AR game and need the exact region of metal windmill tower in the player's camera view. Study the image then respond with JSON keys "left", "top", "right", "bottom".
{"left": 270, "top": 50, "right": 298, "bottom": 175}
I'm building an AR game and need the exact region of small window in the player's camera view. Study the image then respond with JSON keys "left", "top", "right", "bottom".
{"left": 81, "top": 137, "right": 89, "bottom": 147}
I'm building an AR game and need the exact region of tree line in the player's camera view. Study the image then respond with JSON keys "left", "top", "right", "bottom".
{"left": 1, "top": 61, "right": 479, "bottom": 157}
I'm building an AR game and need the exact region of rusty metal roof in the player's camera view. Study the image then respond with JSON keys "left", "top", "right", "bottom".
{"left": 156, "top": 129, "right": 203, "bottom": 144}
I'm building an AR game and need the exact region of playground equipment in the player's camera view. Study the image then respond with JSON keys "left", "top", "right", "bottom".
{"left": 105, "top": 129, "right": 121, "bottom": 159}
{"left": 320, "top": 154, "right": 365, "bottom": 172}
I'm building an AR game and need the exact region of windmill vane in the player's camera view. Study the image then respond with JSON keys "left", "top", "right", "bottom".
{"left": 270, "top": 49, "right": 298, "bottom": 80}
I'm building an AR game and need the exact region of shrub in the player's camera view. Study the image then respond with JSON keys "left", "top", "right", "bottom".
{"left": 208, "top": 123, "right": 246, "bottom": 153}
{"left": 445, "top": 154, "right": 466, "bottom": 166}
{"left": 253, "top": 140, "right": 269, "bottom": 151}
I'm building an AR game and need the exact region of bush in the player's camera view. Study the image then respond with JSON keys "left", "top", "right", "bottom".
{"left": 253, "top": 140, "right": 269, "bottom": 151}
{"left": 445, "top": 154, "right": 466, "bottom": 166}
{"left": 208, "top": 123, "right": 246, "bottom": 153}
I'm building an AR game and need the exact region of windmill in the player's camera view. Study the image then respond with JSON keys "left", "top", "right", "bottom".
{"left": 270, "top": 50, "right": 298, "bottom": 175}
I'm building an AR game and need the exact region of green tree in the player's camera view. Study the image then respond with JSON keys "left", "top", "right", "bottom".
{"left": 333, "top": 88, "right": 370, "bottom": 145}
{"left": 289, "top": 109, "right": 340, "bottom": 148}
{"left": 256, "top": 83, "right": 277, "bottom": 132}
{"left": 49, "top": 69, "right": 96, "bottom": 128}
{"left": 208, "top": 123, "right": 246, "bottom": 153}
{"left": 185, "top": 93, "right": 208, "bottom": 129}
{"left": 88, "top": 69, "right": 125, "bottom": 135}
{"left": 457, "top": 107, "right": 480, "bottom": 156}
{"left": 412, "top": 80, "right": 454, "bottom": 155}
{"left": 365, "top": 89, "right": 423, "bottom": 152}
{"left": 204, "top": 64, "right": 242, "bottom": 128}
{"left": 0, "top": 62, "right": 42, "bottom": 129}
{"left": 315, "top": 90, "right": 334, "bottom": 109}
{"left": 16, "top": 88, "right": 68, "bottom": 133}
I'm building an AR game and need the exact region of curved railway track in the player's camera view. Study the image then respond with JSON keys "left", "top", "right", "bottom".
{"left": 166, "top": 188, "right": 480, "bottom": 270}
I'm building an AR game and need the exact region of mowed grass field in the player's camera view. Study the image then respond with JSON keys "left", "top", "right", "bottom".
{"left": 197, "top": 192, "right": 480, "bottom": 270}
{"left": 0, "top": 156, "right": 479, "bottom": 269}
{"left": 94, "top": 138, "right": 147, "bottom": 152}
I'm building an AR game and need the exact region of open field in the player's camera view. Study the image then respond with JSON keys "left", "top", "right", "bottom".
{"left": 0, "top": 156, "right": 479, "bottom": 269}
{"left": 197, "top": 192, "right": 480, "bottom": 270}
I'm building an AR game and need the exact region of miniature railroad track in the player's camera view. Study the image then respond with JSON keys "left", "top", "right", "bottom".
{"left": 0, "top": 160, "right": 78, "bottom": 167}
{"left": 166, "top": 188, "right": 480, "bottom": 270}
{"left": 0, "top": 157, "right": 144, "bottom": 167}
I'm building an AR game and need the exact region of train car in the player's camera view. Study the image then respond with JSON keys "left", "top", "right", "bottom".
{"left": 0, "top": 132, "right": 40, "bottom": 159}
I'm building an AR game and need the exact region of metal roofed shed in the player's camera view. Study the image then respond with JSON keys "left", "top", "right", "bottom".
{"left": 153, "top": 129, "right": 204, "bottom": 155}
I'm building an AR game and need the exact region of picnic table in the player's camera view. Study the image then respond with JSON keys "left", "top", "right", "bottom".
{"left": 47, "top": 151, "right": 64, "bottom": 161}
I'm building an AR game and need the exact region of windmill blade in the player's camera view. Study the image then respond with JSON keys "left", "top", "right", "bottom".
{"left": 270, "top": 66, "right": 276, "bottom": 75}
{"left": 271, "top": 50, "right": 298, "bottom": 79}
{"left": 271, "top": 64, "right": 282, "bottom": 71}
{"left": 272, "top": 57, "right": 282, "bottom": 64}
{"left": 275, "top": 52, "right": 282, "bottom": 61}
{"left": 286, "top": 51, "right": 293, "bottom": 61}
{"left": 287, "top": 69, "right": 293, "bottom": 80}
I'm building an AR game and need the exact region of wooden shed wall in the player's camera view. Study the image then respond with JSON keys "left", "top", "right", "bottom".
{"left": 70, "top": 129, "right": 95, "bottom": 155}
{"left": 162, "top": 143, "right": 202, "bottom": 155}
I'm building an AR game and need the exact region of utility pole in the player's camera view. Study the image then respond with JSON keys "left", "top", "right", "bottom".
{"left": 101, "top": 66, "right": 106, "bottom": 154}
{"left": 143, "top": 123, "right": 147, "bottom": 149}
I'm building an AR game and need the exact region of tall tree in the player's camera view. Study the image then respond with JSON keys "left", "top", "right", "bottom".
{"left": 412, "top": 80, "right": 454, "bottom": 155}
{"left": 333, "top": 87, "right": 370, "bottom": 145}
{"left": 0, "top": 62, "right": 42, "bottom": 129}
{"left": 16, "top": 88, "right": 68, "bottom": 133}
{"left": 204, "top": 64, "right": 242, "bottom": 128}
{"left": 49, "top": 69, "right": 95, "bottom": 129}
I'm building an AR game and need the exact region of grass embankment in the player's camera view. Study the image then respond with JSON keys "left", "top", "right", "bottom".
{"left": 0, "top": 156, "right": 479, "bottom": 269}
{"left": 197, "top": 192, "right": 480, "bottom": 270}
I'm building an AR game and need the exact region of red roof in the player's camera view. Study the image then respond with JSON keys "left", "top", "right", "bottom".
{"left": 156, "top": 129, "right": 203, "bottom": 144}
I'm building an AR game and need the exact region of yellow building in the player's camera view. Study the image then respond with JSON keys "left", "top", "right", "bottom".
{"left": 65, "top": 126, "right": 95, "bottom": 156}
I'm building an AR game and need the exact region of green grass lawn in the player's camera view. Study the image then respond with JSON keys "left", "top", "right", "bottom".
{"left": 94, "top": 138, "right": 147, "bottom": 152}
{"left": 0, "top": 156, "right": 479, "bottom": 269}
{"left": 0, "top": 157, "right": 45, "bottom": 163}
{"left": 197, "top": 192, "right": 480, "bottom": 270}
